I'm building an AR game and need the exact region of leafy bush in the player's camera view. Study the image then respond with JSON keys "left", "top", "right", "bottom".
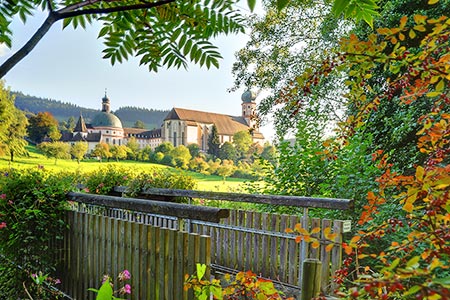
{"left": 125, "top": 169, "right": 197, "bottom": 203}
{"left": 0, "top": 168, "right": 74, "bottom": 299}
{"left": 81, "top": 164, "right": 133, "bottom": 194}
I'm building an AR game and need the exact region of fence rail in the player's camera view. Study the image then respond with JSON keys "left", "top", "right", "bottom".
{"left": 114, "top": 187, "right": 354, "bottom": 210}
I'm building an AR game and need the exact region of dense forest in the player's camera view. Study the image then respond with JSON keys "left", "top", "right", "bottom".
{"left": 12, "top": 92, "right": 169, "bottom": 129}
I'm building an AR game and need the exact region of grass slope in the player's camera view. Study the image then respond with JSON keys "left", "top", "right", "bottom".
{"left": 0, "top": 145, "right": 247, "bottom": 192}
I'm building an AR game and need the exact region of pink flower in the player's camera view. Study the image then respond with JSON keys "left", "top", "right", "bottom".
{"left": 0, "top": 194, "right": 6, "bottom": 199}
{"left": 54, "top": 279, "right": 61, "bottom": 284}
{"left": 0, "top": 222, "right": 6, "bottom": 229}
{"left": 124, "top": 284, "right": 131, "bottom": 294}
{"left": 31, "top": 273, "right": 37, "bottom": 279}
{"left": 119, "top": 269, "right": 131, "bottom": 281}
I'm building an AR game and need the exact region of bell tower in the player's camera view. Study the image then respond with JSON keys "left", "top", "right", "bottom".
{"left": 102, "top": 89, "right": 111, "bottom": 113}
{"left": 241, "top": 90, "right": 257, "bottom": 129}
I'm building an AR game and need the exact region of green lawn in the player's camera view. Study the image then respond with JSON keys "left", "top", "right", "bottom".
{"left": 0, "top": 146, "right": 248, "bottom": 192}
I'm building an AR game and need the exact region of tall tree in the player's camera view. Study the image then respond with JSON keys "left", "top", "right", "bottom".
{"left": 0, "top": 0, "right": 246, "bottom": 78}
{"left": 0, "top": 82, "right": 28, "bottom": 162}
{"left": 70, "top": 141, "right": 88, "bottom": 164}
{"left": 218, "top": 141, "right": 237, "bottom": 162}
{"left": 260, "top": 142, "right": 277, "bottom": 165}
{"left": 91, "top": 142, "right": 112, "bottom": 162}
{"left": 232, "top": 0, "right": 349, "bottom": 136}
{"left": 170, "top": 145, "right": 192, "bottom": 169}
{"left": 2, "top": 108, "right": 29, "bottom": 162}
{"left": 232, "top": 130, "right": 252, "bottom": 159}
{"left": 207, "top": 124, "right": 220, "bottom": 157}
{"left": 0, "top": 81, "right": 14, "bottom": 143}
{"left": 126, "top": 137, "right": 140, "bottom": 160}
{"left": 187, "top": 143, "right": 200, "bottom": 158}
{"left": 155, "top": 141, "right": 174, "bottom": 154}
{"left": 133, "top": 120, "right": 146, "bottom": 129}
{"left": 110, "top": 145, "right": 129, "bottom": 161}
{"left": 37, "top": 141, "right": 70, "bottom": 164}
{"left": 27, "top": 112, "right": 60, "bottom": 143}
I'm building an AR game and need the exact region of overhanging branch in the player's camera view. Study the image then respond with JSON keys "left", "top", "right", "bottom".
{"left": 55, "top": 0, "right": 176, "bottom": 20}
{"left": 0, "top": 13, "right": 57, "bottom": 78}
{"left": 0, "top": 0, "right": 177, "bottom": 78}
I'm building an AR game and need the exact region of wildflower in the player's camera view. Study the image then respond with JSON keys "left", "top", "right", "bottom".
{"left": 0, "top": 222, "right": 6, "bottom": 229}
{"left": 31, "top": 274, "right": 37, "bottom": 279}
{"left": 8, "top": 200, "right": 13, "bottom": 205}
{"left": 101, "top": 274, "right": 110, "bottom": 284}
{"left": 4, "top": 172, "right": 8, "bottom": 177}
{"left": 98, "top": 183, "right": 104, "bottom": 188}
{"left": 119, "top": 284, "right": 131, "bottom": 294}
{"left": 54, "top": 278, "right": 61, "bottom": 284}
{"left": 0, "top": 194, "right": 6, "bottom": 199}
{"left": 119, "top": 269, "right": 131, "bottom": 281}
{"left": 125, "top": 284, "right": 131, "bottom": 294}
{"left": 83, "top": 188, "right": 90, "bottom": 193}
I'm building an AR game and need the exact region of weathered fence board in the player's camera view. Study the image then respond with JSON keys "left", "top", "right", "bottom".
{"left": 190, "top": 209, "right": 343, "bottom": 294}
{"left": 60, "top": 211, "right": 210, "bottom": 300}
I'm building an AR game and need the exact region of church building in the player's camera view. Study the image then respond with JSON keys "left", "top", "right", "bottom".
{"left": 62, "top": 91, "right": 264, "bottom": 153}
{"left": 161, "top": 91, "right": 264, "bottom": 151}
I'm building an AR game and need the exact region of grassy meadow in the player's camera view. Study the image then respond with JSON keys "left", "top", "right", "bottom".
{"left": 0, "top": 145, "right": 248, "bottom": 192}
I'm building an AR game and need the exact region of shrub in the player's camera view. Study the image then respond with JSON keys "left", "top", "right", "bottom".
{"left": 0, "top": 168, "right": 74, "bottom": 299}
{"left": 80, "top": 164, "right": 133, "bottom": 195}
{"left": 125, "top": 169, "right": 197, "bottom": 203}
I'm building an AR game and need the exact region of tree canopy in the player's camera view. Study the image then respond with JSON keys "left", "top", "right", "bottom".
{"left": 0, "top": 0, "right": 246, "bottom": 78}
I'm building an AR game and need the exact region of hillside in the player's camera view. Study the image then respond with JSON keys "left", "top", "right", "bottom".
{"left": 13, "top": 92, "right": 170, "bottom": 129}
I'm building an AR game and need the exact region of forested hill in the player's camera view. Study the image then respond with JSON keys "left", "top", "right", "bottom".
{"left": 13, "top": 92, "right": 170, "bottom": 129}
{"left": 13, "top": 92, "right": 99, "bottom": 121}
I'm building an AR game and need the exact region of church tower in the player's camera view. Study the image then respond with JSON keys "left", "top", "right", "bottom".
{"left": 102, "top": 91, "right": 111, "bottom": 113}
{"left": 241, "top": 90, "right": 257, "bottom": 129}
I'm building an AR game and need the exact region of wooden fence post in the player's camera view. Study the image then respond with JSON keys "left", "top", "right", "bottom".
{"left": 301, "top": 258, "right": 322, "bottom": 300}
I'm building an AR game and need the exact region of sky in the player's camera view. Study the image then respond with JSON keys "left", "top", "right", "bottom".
{"left": 0, "top": 8, "right": 275, "bottom": 140}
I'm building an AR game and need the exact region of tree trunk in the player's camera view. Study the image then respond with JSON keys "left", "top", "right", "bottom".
{"left": 0, "top": 13, "right": 57, "bottom": 78}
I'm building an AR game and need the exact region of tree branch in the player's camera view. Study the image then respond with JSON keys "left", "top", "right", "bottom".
{"left": 46, "top": 0, "right": 54, "bottom": 12}
{"left": 0, "top": 13, "right": 57, "bottom": 79}
{"left": 0, "top": 0, "right": 177, "bottom": 78}
{"left": 55, "top": 0, "right": 176, "bottom": 20}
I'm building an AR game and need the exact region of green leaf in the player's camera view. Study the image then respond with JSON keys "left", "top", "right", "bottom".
{"left": 196, "top": 263, "right": 207, "bottom": 280}
{"left": 276, "top": 0, "right": 289, "bottom": 10}
{"left": 332, "top": 0, "right": 350, "bottom": 16}
{"left": 403, "top": 285, "right": 421, "bottom": 297}
{"left": 98, "top": 26, "right": 110, "bottom": 38}
{"left": 387, "top": 258, "right": 401, "bottom": 270}
{"left": 247, "top": 0, "right": 256, "bottom": 12}
{"left": 211, "top": 285, "right": 222, "bottom": 298}
{"left": 432, "top": 277, "right": 450, "bottom": 287}
{"left": 406, "top": 256, "right": 420, "bottom": 269}
{"left": 94, "top": 279, "right": 113, "bottom": 300}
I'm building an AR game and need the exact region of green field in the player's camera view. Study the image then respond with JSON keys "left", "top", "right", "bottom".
{"left": 0, "top": 146, "right": 248, "bottom": 193}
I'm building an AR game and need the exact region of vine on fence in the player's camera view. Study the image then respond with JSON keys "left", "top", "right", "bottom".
{"left": 184, "top": 263, "right": 294, "bottom": 300}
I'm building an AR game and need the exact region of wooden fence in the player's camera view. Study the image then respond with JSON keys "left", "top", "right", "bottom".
{"left": 59, "top": 211, "right": 211, "bottom": 300}
{"left": 67, "top": 190, "right": 345, "bottom": 294}
{"left": 191, "top": 210, "right": 344, "bottom": 294}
